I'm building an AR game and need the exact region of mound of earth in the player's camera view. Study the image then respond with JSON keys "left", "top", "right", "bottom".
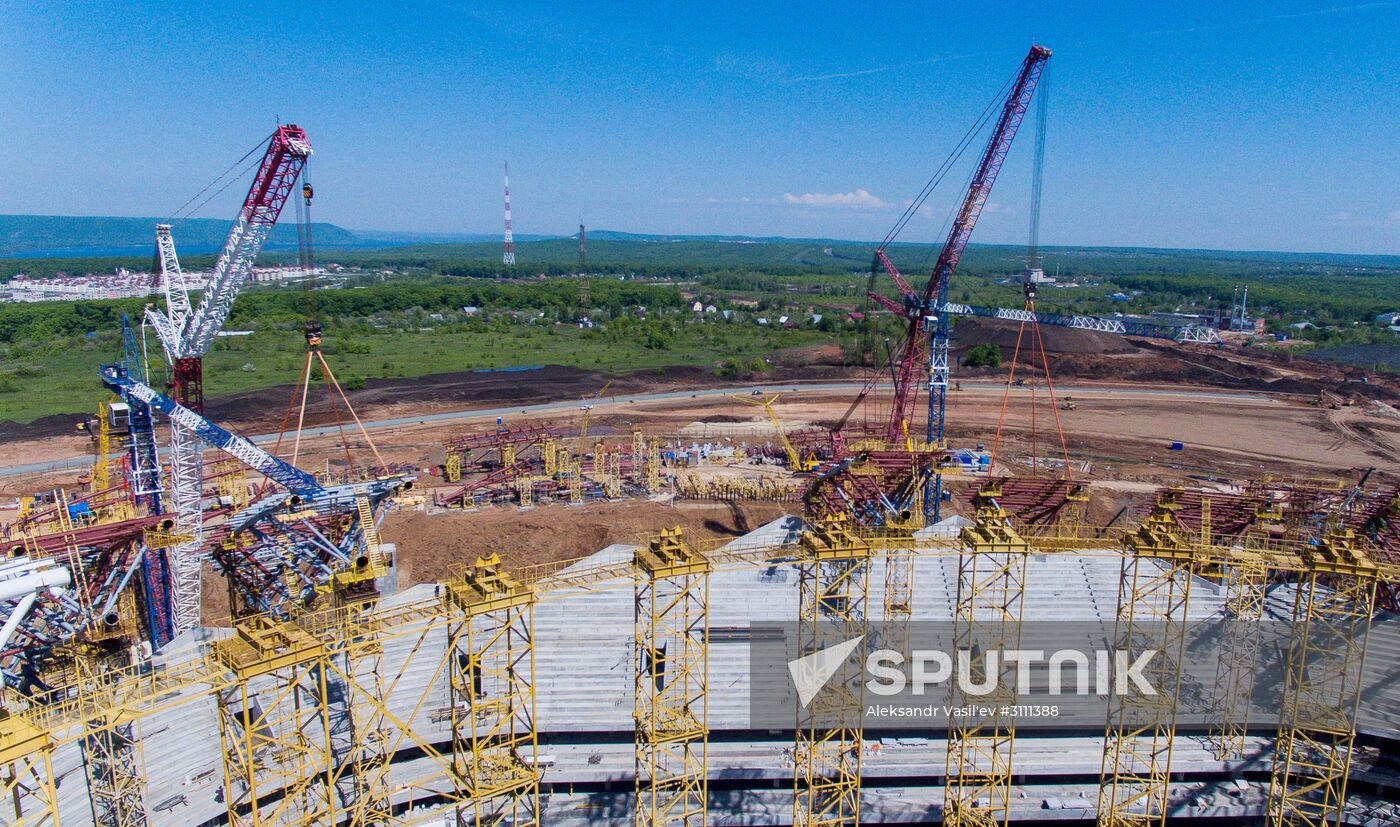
{"left": 953, "top": 317, "right": 1139, "bottom": 355}
{"left": 380, "top": 500, "right": 792, "bottom": 587}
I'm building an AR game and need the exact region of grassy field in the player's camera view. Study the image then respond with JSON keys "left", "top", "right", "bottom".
{"left": 4, "top": 234, "right": 1400, "bottom": 425}
{"left": 0, "top": 318, "right": 830, "bottom": 424}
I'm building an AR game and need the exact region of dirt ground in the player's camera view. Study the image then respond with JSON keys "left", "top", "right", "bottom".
{"left": 379, "top": 499, "right": 791, "bottom": 587}
{"left": 12, "top": 318, "right": 1400, "bottom": 630}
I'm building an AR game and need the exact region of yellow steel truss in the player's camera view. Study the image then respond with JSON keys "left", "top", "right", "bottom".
{"left": 83, "top": 715, "right": 150, "bottom": 827}
{"left": 1207, "top": 537, "right": 1269, "bottom": 761}
{"left": 444, "top": 554, "right": 540, "bottom": 827}
{"left": 94, "top": 400, "right": 113, "bottom": 492}
{"left": 212, "top": 617, "right": 336, "bottom": 826}
{"left": 880, "top": 522, "right": 916, "bottom": 671}
{"left": 1266, "top": 530, "right": 1379, "bottom": 827}
{"left": 543, "top": 439, "right": 558, "bottom": 476}
{"left": 1097, "top": 494, "right": 1195, "bottom": 827}
{"left": 633, "top": 527, "right": 710, "bottom": 827}
{"left": 314, "top": 598, "right": 460, "bottom": 826}
{"left": 0, "top": 712, "right": 58, "bottom": 827}
{"left": 76, "top": 648, "right": 151, "bottom": 827}
{"left": 946, "top": 484, "right": 1030, "bottom": 827}
{"left": 793, "top": 515, "right": 871, "bottom": 827}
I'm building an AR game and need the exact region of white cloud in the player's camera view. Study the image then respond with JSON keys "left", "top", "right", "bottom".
{"left": 781, "top": 189, "right": 892, "bottom": 210}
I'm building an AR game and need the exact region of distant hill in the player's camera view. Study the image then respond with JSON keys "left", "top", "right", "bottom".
{"left": 350, "top": 229, "right": 558, "bottom": 245}
{"left": 0, "top": 214, "right": 364, "bottom": 258}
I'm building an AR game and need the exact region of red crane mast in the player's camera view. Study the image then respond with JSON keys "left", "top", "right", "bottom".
{"left": 869, "top": 45, "right": 1050, "bottom": 446}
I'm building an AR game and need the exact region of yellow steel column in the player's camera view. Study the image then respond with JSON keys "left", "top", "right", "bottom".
{"left": 793, "top": 515, "right": 871, "bottom": 827}
{"left": 1097, "top": 493, "right": 1195, "bottom": 827}
{"left": 1207, "top": 507, "right": 1279, "bottom": 760}
{"left": 633, "top": 527, "right": 710, "bottom": 827}
{"left": 0, "top": 712, "right": 59, "bottom": 827}
{"left": 444, "top": 554, "right": 539, "bottom": 827}
{"left": 1266, "top": 530, "right": 1378, "bottom": 827}
{"left": 77, "top": 648, "right": 151, "bottom": 827}
{"left": 945, "top": 482, "right": 1030, "bottom": 827}
{"left": 212, "top": 617, "right": 336, "bottom": 826}
{"left": 880, "top": 522, "right": 916, "bottom": 673}
{"left": 315, "top": 597, "right": 457, "bottom": 826}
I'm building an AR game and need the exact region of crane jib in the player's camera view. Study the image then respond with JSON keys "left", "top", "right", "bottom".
{"left": 880, "top": 44, "right": 1051, "bottom": 445}
{"left": 100, "top": 366, "right": 324, "bottom": 497}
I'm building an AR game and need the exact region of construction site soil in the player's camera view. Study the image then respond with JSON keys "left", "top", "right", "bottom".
{"left": 199, "top": 500, "right": 788, "bottom": 624}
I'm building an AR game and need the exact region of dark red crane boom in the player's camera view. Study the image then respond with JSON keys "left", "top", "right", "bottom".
{"left": 871, "top": 45, "right": 1050, "bottom": 446}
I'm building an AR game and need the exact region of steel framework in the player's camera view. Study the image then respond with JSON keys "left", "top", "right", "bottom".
{"left": 78, "top": 650, "right": 151, "bottom": 827}
{"left": 144, "top": 126, "right": 312, "bottom": 638}
{"left": 0, "top": 713, "right": 58, "bottom": 827}
{"left": 1206, "top": 511, "right": 1277, "bottom": 760}
{"left": 444, "top": 554, "right": 539, "bottom": 827}
{"left": 212, "top": 617, "right": 336, "bottom": 826}
{"left": 793, "top": 516, "right": 871, "bottom": 827}
{"left": 939, "top": 303, "right": 1221, "bottom": 344}
{"left": 633, "top": 528, "right": 710, "bottom": 827}
{"left": 1097, "top": 495, "right": 1195, "bottom": 827}
{"left": 946, "top": 482, "right": 1030, "bottom": 827}
{"left": 1266, "top": 529, "right": 1379, "bottom": 827}
{"left": 315, "top": 596, "right": 460, "bottom": 826}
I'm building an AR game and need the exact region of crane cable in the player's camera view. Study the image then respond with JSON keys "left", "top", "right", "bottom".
{"left": 165, "top": 132, "right": 274, "bottom": 224}
{"left": 877, "top": 65, "right": 1019, "bottom": 252}
{"left": 989, "top": 63, "right": 1072, "bottom": 478}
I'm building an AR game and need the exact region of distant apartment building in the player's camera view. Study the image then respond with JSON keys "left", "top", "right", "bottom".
{"left": 1, "top": 266, "right": 321, "bottom": 303}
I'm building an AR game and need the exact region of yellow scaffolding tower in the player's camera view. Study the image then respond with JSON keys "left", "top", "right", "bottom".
{"left": 793, "top": 515, "right": 871, "bottom": 827}
{"left": 1097, "top": 494, "right": 1195, "bottom": 827}
{"left": 946, "top": 482, "right": 1031, "bottom": 827}
{"left": 646, "top": 451, "right": 662, "bottom": 495}
{"left": 77, "top": 648, "right": 151, "bottom": 827}
{"left": 543, "top": 439, "right": 558, "bottom": 476}
{"left": 607, "top": 452, "right": 623, "bottom": 498}
{"left": 94, "top": 400, "right": 113, "bottom": 492}
{"left": 1266, "top": 529, "right": 1379, "bottom": 827}
{"left": 0, "top": 711, "right": 59, "bottom": 827}
{"left": 212, "top": 617, "right": 336, "bottom": 826}
{"left": 633, "top": 527, "right": 710, "bottom": 827}
{"left": 570, "top": 461, "right": 584, "bottom": 504}
{"left": 879, "top": 522, "right": 916, "bottom": 668}
{"left": 316, "top": 598, "right": 459, "bottom": 826}
{"left": 1206, "top": 508, "right": 1278, "bottom": 761}
{"left": 444, "top": 554, "right": 539, "bottom": 827}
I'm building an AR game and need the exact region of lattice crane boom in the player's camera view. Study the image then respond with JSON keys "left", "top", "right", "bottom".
{"left": 871, "top": 46, "right": 1050, "bottom": 445}
{"left": 100, "top": 365, "right": 324, "bottom": 497}
{"left": 148, "top": 125, "right": 312, "bottom": 362}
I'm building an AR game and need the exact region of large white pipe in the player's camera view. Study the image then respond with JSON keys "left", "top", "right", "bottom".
{"left": 0, "top": 567, "right": 71, "bottom": 603}
{"left": 0, "top": 592, "right": 39, "bottom": 650}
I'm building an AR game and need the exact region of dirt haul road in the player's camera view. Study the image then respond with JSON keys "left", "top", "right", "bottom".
{"left": 4, "top": 381, "right": 1394, "bottom": 499}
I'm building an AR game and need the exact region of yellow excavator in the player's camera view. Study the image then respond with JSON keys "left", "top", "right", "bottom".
{"left": 732, "top": 392, "right": 820, "bottom": 472}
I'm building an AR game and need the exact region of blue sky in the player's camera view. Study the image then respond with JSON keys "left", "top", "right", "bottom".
{"left": 2, "top": 1, "right": 1398, "bottom": 253}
